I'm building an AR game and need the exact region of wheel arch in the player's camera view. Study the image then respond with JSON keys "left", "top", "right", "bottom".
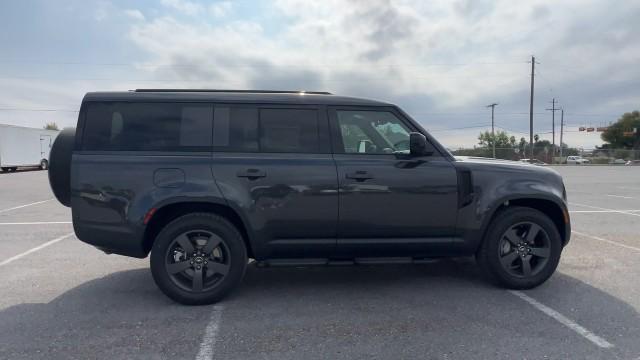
{"left": 143, "top": 201, "right": 255, "bottom": 258}
{"left": 481, "top": 196, "right": 570, "bottom": 248}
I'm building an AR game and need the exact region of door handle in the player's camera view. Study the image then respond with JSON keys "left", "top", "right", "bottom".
{"left": 236, "top": 168, "right": 266, "bottom": 179}
{"left": 345, "top": 171, "right": 373, "bottom": 181}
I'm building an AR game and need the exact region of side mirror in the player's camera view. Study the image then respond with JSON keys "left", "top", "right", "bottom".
{"left": 409, "top": 132, "right": 433, "bottom": 156}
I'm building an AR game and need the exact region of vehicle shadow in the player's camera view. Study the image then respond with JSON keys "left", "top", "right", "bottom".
{"left": 0, "top": 167, "right": 43, "bottom": 175}
{"left": 0, "top": 260, "right": 638, "bottom": 359}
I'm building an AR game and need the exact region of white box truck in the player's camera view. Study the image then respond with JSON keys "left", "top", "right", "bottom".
{"left": 0, "top": 124, "right": 60, "bottom": 172}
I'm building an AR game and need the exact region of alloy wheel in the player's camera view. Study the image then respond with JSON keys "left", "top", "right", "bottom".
{"left": 498, "top": 221, "right": 551, "bottom": 278}
{"left": 165, "top": 230, "right": 230, "bottom": 292}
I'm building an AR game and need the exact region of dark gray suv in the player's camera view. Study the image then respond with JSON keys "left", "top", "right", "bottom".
{"left": 48, "top": 89, "right": 570, "bottom": 305}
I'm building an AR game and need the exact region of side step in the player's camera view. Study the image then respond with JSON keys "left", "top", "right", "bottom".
{"left": 255, "top": 257, "right": 439, "bottom": 268}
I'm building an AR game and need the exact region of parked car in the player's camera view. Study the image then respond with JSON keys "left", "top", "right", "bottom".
{"left": 520, "top": 159, "right": 547, "bottom": 166}
{"left": 611, "top": 158, "right": 626, "bottom": 165}
{"left": 48, "top": 89, "right": 571, "bottom": 305}
{"left": 626, "top": 160, "right": 640, "bottom": 166}
{"left": 566, "top": 156, "right": 590, "bottom": 165}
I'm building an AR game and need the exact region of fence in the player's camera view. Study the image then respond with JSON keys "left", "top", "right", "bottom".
{"left": 451, "top": 147, "right": 640, "bottom": 164}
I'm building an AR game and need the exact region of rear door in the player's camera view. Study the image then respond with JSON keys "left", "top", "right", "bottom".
{"left": 211, "top": 104, "right": 338, "bottom": 259}
{"left": 40, "top": 135, "right": 51, "bottom": 160}
{"left": 329, "top": 106, "right": 459, "bottom": 257}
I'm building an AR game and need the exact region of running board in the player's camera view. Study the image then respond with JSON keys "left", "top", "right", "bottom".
{"left": 255, "top": 257, "right": 439, "bottom": 268}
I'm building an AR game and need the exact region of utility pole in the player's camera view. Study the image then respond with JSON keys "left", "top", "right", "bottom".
{"left": 487, "top": 103, "right": 498, "bottom": 158}
{"left": 546, "top": 98, "right": 560, "bottom": 162}
{"left": 559, "top": 108, "right": 564, "bottom": 160}
{"left": 529, "top": 56, "right": 537, "bottom": 159}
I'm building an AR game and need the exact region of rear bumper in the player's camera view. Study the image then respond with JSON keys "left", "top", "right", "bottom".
{"left": 73, "top": 221, "right": 147, "bottom": 258}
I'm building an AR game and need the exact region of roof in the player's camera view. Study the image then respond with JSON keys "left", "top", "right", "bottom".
{"left": 82, "top": 90, "right": 393, "bottom": 107}
{"left": 0, "top": 123, "right": 60, "bottom": 133}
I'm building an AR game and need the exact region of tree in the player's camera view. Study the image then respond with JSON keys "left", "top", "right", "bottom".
{"left": 476, "top": 130, "right": 518, "bottom": 159}
{"left": 453, "top": 130, "right": 579, "bottom": 162}
{"left": 44, "top": 122, "right": 59, "bottom": 130}
{"left": 518, "top": 137, "right": 527, "bottom": 156}
{"left": 601, "top": 110, "right": 640, "bottom": 149}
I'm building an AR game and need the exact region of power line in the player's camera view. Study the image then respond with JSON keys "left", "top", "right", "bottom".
{"left": 429, "top": 124, "right": 492, "bottom": 132}
{"left": 0, "top": 59, "right": 530, "bottom": 68}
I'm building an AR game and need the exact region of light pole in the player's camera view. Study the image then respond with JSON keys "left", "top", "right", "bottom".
{"left": 487, "top": 103, "right": 498, "bottom": 158}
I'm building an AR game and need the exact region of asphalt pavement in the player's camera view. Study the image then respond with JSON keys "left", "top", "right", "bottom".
{"left": 1, "top": 166, "right": 639, "bottom": 359}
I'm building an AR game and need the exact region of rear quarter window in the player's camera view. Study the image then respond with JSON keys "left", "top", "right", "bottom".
{"left": 82, "top": 102, "right": 213, "bottom": 151}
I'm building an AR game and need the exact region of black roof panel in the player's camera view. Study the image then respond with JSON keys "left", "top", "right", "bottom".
{"left": 83, "top": 90, "right": 392, "bottom": 106}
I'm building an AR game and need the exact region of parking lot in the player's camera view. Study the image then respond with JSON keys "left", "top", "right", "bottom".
{"left": 1, "top": 166, "right": 639, "bottom": 360}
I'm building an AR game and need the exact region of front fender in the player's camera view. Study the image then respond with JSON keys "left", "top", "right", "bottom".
{"left": 453, "top": 162, "right": 568, "bottom": 252}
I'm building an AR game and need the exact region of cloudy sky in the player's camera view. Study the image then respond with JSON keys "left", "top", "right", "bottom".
{"left": 1, "top": 0, "right": 639, "bottom": 149}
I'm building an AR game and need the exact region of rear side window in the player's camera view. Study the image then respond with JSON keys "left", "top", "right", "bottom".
{"left": 213, "top": 107, "right": 320, "bottom": 153}
{"left": 82, "top": 102, "right": 213, "bottom": 151}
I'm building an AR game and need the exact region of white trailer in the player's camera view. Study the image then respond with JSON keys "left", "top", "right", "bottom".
{"left": 0, "top": 124, "right": 60, "bottom": 172}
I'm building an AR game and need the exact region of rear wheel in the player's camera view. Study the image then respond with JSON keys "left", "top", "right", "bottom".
{"left": 0, "top": 167, "right": 7, "bottom": 172}
{"left": 477, "top": 207, "right": 562, "bottom": 289}
{"left": 150, "top": 213, "right": 247, "bottom": 305}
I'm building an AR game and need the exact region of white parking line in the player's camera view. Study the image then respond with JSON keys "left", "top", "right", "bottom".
{"left": 509, "top": 290, "right": 614, "bottom": 349}
{"left": 196, "top": 305, "right": 224, "bottom": 360}
{"left": 573, "top": 230, "right": 640, "bottom": 253}
{"left": 617, "top": 186, "right": 640, "bottom": 191}
{"left": 0, "top": 233, "right": 74, "bottom": 267}
{"left": 570, "top": 203, "right": 640, "bottom": 217}
{"left": 0, "top": 221, "right": 72, "bottom": 226}
{"left": 607, "top": 194, "right": 637, "bottom": 200}
{"left": 0, "top": 199, "right": 53, "bottom": 214}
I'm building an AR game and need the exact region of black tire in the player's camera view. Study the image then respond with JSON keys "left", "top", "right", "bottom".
{"left": 9, "top": 167, "right": 17, "bottom": 172}
{"left": 477, "top": 206, "right": 562, "bottom": 289}
{"left": 40, "top": 159, "right": 49, "bottom": 170}
{"left": 150, "top": 212, "right": 247, "bottom": 305}
{"left": 0, "top": 167, "right": 8, "bottom": 173}
{"left": 48, "top": 128, "right": 75, "bottom": 207}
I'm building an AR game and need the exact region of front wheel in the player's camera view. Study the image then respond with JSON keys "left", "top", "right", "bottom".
{"left": 150, "top": 213, "right": 247, "bottom": 305}
{"left": 477, "top": 207, "right": 562, "bottom": 289}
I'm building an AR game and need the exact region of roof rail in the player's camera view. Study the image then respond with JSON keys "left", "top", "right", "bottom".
{"left": 133, "top": 89, "right": 332, "bottom": 95}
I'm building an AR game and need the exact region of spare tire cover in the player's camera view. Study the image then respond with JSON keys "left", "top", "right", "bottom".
{"left": 48, "top": 127, "right": 76, "bottom": 207}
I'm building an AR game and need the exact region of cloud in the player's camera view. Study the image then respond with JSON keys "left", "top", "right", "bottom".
{"left": 124, "top": 9, "right": 145, "bottom": 21}
{"left": 94, "top": 1, "right": 112, "bottom": 21}
{"left": 160, "top": 0, "right": 203, "bottom": 16}
{"left": 209, "top": 1, "right": 232, "bottom": 18}
{"left": 120, "top": 0, "right": 640, "bottom": 148}
{"left": 3, "top": 0, "right": 639, "bottom": 149}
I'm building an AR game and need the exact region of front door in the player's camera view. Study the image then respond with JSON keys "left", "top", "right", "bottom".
{"left": 329, "top": 107, "right": 459, "bottom": 257}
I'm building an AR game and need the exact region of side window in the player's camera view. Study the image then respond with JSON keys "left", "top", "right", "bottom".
{"left": 336, "top": 110, "right": 411, "bottom": 154}
{"left": 82, "top": 102, "right": 212, "bottom": 151}
{"left": 213, "top": 107, "right": 320, "bottom": 153}
{"left": 213, "top": 107, "right": 259, "bottom": 152}
{"left": 260, "top": 109, "right": 319, "bottom": 153}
